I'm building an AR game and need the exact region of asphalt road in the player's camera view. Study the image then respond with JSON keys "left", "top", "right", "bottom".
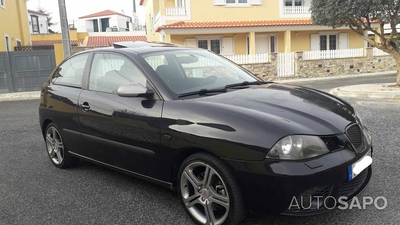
{"left": 1, "top": 75, "right": 399, "bottom": 225}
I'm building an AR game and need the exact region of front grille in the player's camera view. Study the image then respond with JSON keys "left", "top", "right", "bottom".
{"left": 320, "top": 136, "right": 342, "bottom": 151}
{"left": 346, "top": 124, "right": 363, "bottom": 150}
{"left": 337, "top": 168, "right": 369, "bottom": 198}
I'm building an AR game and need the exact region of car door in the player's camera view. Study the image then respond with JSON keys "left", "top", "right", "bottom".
{"left": 42, "top": 53, "right": 90, "bottom": 153}
{"left": 76, "top": 52, "right": 163, "bottom": 178}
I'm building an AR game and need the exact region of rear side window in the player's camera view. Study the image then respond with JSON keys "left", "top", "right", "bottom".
{"left": 89, "top": 53, "right": 147, "bottom": 94}
{"left": 52, "top": 53, "right": 89, "bottom": 87}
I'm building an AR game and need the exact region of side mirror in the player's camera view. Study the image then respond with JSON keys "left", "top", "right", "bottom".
{"left": 117, "top": 82, "right": 154, "bottom": 98}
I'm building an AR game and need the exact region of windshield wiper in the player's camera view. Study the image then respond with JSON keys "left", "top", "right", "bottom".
{"left": 224, "top": 80, "right": 270, "bottom": 89}
{"left": 178, "top": 88, "right": 227, "bottom": 98}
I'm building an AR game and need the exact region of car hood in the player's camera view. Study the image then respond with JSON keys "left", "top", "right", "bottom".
{"left": 192, "top": 83, "right": 356, "bottom": 136}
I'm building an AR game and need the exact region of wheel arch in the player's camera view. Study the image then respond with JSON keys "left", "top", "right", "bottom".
{"left": 41, "top": 119, "right": 53, "bottom": 137}
{"left": 171, "top": 147, "right": 238, "bottom": 190}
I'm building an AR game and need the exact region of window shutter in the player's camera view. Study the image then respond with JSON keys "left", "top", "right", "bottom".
{"left": 249, "top": 0, "right": 262, "bottom": 5}
{"left": 214, "top": 0, "right": 225, "bottom": 5}
{"left": 338, "top": 33, "right": 349, "bottom": 49}
{"left": 310, "top": 34, "right": 319, "bottom": 51}
{"left": 185, "top": 39, "right": 197, "bottom": 48}
{"left": 221, "top": 38, "right": 234, "bottom": 56}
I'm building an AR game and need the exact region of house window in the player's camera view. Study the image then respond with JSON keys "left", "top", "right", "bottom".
{"left": 226, "top": 0, "right": 247, "bottom": 3}
{"left": 0, "top": 0, "right": 5, "bottom": 9}
{"left": 198, "top": 40, "right": 208, "bottom": 49}
{"left": 320, "top": 34, "right": 337, "bottom": 50}
{"left": 285, "top": 0, "right": 303, "bottom": 6}
{"left": 16, "top": 40, "right": 22, "bottom": 48}
{"left": 176, "top": 0, "right": 185, "bottom": 7}
{"left": 270, "top": 36, "right": 276, "bottom": 53}
{"left": 31, "top": 16, "right": 39, "bottom": 33}
{"left": 197, "top": 39, "right": 221, "bottom": 54}
{"left": 5, "top": 35, "right": 10, "bottom": 52}
{"left": 214, "top": 0, "right": 261, "bottom": 6}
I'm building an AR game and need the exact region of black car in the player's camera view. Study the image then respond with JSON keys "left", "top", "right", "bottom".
{"left": 39, "top": 41, "right": 373, "bottom": 225}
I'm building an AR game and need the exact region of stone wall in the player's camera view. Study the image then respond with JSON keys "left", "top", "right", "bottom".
{"left": 294, "top": 48, "right": 396, "bottom": 78}
{"left": 240, "top": 53, "right": 277, "bottom": 78}
{"left": 239, "top": 48, "right": 396, "bottom": 80}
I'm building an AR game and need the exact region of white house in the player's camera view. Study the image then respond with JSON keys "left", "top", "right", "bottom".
{"left": 73, "top": 10, "right": 134, "bottom": 33}
{"left": 27, "top": 9, "right": 49, "bottom": 34}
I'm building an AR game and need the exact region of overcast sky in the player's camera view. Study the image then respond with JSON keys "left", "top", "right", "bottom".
{"left": 26, "top": 0, "right": 145, "bottom": 32}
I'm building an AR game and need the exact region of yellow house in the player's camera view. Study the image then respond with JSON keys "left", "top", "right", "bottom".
{"left": 0, "top": 0, "right": 30, "bottom": 51}
{"left": 140, "top": 0, "right": 371, "bottom": 55}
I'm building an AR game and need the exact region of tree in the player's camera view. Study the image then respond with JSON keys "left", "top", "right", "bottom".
{"left": 37, "top": 7, "right": 57, "bottom": 33}
{"left": 310, "top": 0, "right": 400, "bottom": 86}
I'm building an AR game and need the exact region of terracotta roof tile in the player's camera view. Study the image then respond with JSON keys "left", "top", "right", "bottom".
{"left": 86, "top": 36, "right": 147, "bottom": 47}
{"left": 32, "top": 40, "right": 83, "bottom": 46}
{"left": 156, "top": 20, "right": 315, "bottom": 32}
{"left": 79, "top": 10, "right": 131, "bottom": 19}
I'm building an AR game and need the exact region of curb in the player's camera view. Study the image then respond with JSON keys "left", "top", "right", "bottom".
{"left": 0, "top": 91, "right": 40, "bottom": 102}
{"left": 273, "top": 71, "right": 396, "bottom": 83}
{"left": 329, "top": 83, "right": 400, "bottom": 100}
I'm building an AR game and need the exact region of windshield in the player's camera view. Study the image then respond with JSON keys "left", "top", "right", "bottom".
{"left": 141, "top": 49, "right": 259, "bottom": 97}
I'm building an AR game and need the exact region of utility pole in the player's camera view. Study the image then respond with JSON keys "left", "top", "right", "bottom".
{"left": 132, "top": 0, "right": 138, "bottom": 30}
{"left": 58, "top": 0, "right": 71, "bottom": 58}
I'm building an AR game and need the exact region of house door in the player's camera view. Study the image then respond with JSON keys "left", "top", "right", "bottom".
{"left": 255, "top": 35, "right": 269, "bottom": 54}
{"left": 101, "top": 18, "right": 110, "bottom": 32}
{"left": 93, "top": 19, "right": 99, "bottom": 32}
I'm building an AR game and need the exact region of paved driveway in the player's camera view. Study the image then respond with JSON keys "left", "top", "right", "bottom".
{"left": 0, "top": 76, "right": 399, "bottom": 224}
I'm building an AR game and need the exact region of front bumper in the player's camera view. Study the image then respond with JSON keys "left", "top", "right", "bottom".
{"left": 224, "top": 147, "right": 372, "bottom": 215}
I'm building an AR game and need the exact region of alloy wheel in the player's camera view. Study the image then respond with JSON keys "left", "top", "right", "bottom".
{"left": 45, "top": 126, "right": 64, "bottom": 165}
{"left": 180, "top": 162, "right": 230, "bottom": 225}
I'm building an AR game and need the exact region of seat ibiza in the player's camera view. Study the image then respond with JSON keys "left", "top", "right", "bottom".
{"left": 39, "top": 42, "right": 373, "bottom": 225}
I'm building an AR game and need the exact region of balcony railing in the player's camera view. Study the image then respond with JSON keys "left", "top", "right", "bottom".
{"left": 166, "top": 7, "right": 187, "bottom": 16}
{"left": 283, "top": 6, "right": 310, "bottom": 14}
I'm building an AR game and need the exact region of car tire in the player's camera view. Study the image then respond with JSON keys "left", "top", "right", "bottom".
{"left": 44, "top": 123, "right": 78, "bottom": 168}
{"left": 178, "top": 153, "right": 246, "bottom": 225}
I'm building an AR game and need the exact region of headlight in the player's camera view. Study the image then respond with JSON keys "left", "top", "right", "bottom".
{"left": 266, "top": 135, "right": 329, "bottom": 160}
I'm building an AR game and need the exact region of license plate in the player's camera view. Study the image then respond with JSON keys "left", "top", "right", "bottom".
{"left": 348, "top": 153, "right": 373, "bottom": 181}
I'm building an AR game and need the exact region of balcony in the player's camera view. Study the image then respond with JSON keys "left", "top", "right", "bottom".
{"left": 283, "top": 6, "right": 310, "bottom": 14}
{"left": 166, "top": 7, "right": 187, "bottom": 16}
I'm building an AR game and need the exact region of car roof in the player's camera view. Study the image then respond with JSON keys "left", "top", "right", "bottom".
{"left": 84, "top": 41, "right": 202, "bottom": 55}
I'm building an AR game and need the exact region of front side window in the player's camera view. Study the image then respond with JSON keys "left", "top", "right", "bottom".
{"left": 31, "top": 16, "right": 39, "bottom": 33}
{"left": 142, "top": 50, "right": 258, "bottom": 96}
{"left": 53, "top": 53, "right": 89, "bottom": 86}
{"left": 89, "top": 53, "right": 147, "bottom": 94}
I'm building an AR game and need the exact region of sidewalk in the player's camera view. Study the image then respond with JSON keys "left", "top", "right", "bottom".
{"left": 0, "top": 91, "right": 40, "bottom": 102}
{"left": 330, "top": 83, "right": 400, "bottom": 99}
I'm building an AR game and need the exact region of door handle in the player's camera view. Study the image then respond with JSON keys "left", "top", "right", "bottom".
{"left": 81, "top": 102, "right": 90, "bottom": 111}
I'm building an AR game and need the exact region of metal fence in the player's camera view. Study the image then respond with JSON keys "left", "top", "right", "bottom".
{"left": 303, "top": 48, "right": 364, "bottom": 60}
{"left": 0, "top": 50, "right": 56, "bottom": 93}
{"left": 224, "top": 53, "right": 270, "bottom": 64}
